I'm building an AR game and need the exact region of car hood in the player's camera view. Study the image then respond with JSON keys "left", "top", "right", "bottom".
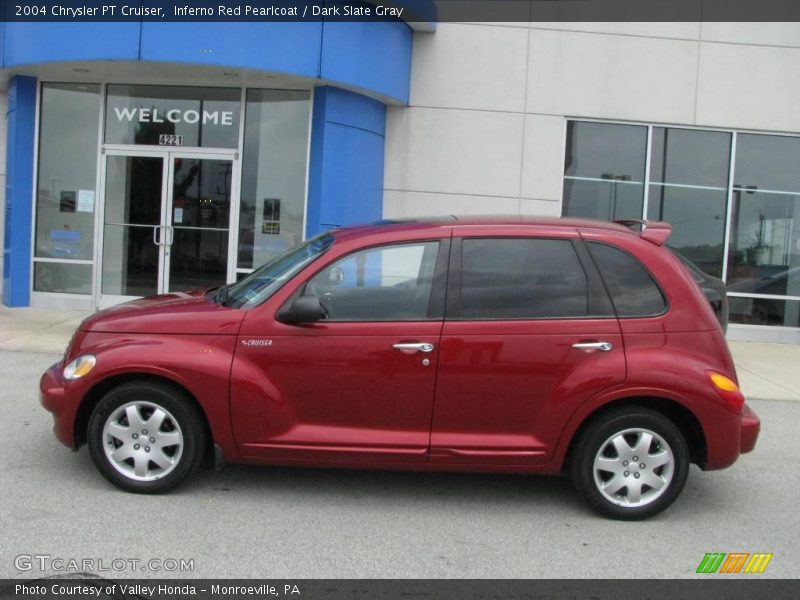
{"left": 80, "top": 289, "right": 245, "bottom": 335}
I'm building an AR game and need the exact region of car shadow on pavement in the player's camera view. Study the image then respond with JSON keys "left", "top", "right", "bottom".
{"left": 188, "top": 462, "right": 584, "bottom": 511}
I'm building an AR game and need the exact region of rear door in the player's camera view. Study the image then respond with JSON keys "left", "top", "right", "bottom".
{"left": 430, "top": 228, "right": 626, "bottom": 465}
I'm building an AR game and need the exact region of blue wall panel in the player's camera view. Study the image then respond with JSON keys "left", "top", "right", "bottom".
{"left": 321, "top": 21, "right": 412, "bottom": 104}
{"left": 140, "top": 22, "right": 322, "bottom": 78}
{"left": 3, "top": 76, "right": 37, "bottom": 307}
{"left": 3, "top": 21, "right": 412, "bottom": 104}
{"left": 306, "top": 87, "right": 386, "bottom": 237}
{"left": 3, "top": 23, "right": 140, "bottom": 66}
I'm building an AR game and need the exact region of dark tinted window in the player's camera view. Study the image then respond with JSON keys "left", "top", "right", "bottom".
{"left": 588, "top": 242, "right": 666, "bottom": 317}
{"left": 458, "top": 238, "right": 588, "bottom": 319}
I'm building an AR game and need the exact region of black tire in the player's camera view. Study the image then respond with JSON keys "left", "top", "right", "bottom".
{"left": 571, "top": 408, "right": 689, "bottom": 520}
{"left": 87, "top": 381, "right": 206, "bottom": 493}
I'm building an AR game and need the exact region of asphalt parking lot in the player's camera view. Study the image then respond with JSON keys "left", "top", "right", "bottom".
{"left": 1, "top": 350, "right": 797, "bottom": 579}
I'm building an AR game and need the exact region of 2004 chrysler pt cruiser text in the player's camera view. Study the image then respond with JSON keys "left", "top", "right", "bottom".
{"left": 40, "top": 217, "right": 760, "bottom": 520}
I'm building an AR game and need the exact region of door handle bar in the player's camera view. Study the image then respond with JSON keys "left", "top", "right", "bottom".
{"left": 572, "top": 341, "right": 614, "bottom": 352}
{"left": 152, "top": 226, "right": 162, "bottom": 246}
{"left": 392, "top": 342, "right": 435, "bottom": 354}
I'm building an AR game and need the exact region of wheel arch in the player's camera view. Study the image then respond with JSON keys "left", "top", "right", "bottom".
{"left": 74, "top": 373, "right": 214, "bottom": 464}
{"left": 560, "top": 396, "right": 707, "bottom": 472}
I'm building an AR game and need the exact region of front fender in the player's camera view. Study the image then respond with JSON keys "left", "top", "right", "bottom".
{"left": 75, "top": 331, "right": 241, "bottom": 461}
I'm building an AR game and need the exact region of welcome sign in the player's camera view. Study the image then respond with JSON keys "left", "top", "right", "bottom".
{"left": 105, "top": 85, "right": 241, "bottom": 148}
{"left": 112, "top": 107, "right": 236, "bottom": 126}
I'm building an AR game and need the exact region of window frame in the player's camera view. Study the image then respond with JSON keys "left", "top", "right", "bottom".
{"left": 445, "top": 235, "right": 614, "bottom": 322}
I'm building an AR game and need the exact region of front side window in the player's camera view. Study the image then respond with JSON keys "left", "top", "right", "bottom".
{"left": 588, "top": 242, "right": 666, "bottom": 317}
{"left": 305, "top": 242, "right": 441, "bottom": 321}
{"left": 224, "top": 234, "right": 334, "bottom": 309}
{"left": 457, "top": 238, "right": 589, "bottom": 319}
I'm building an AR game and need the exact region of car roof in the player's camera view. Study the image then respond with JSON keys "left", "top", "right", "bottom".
{"left": 329, "top": 215, "right": 636, "bottom": 241}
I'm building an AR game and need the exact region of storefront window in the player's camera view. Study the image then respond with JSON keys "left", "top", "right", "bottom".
{"left": 105, "top": 85, "right": 240, "bottom": 148}
{"left": 647, "top": 128, "right": 731, "bottom": 278}
{"left": 563, "top": 121, "right": 647, "bottom": 221}
{"left": 563, "top": 122, "right": 800, "bottom": 329}
{"left": 237, "top": 89, "right": 311, "bottom": 270}
{"left": 726, "top": 134, "right": 800, "bottom": 327}
{"left": 34, "top": 83, "right": 101, "bottom": 293}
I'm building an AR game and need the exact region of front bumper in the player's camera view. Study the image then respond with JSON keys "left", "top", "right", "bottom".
{"left": 740, "top": 403, "right": 760, "bottom": 454}
{"left": 40, "top": 362, "right": 80, "bottom": 448}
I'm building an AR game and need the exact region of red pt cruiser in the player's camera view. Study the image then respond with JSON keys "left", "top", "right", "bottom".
{"left": 41, "top": 217, "right": 760, "bottom": 519}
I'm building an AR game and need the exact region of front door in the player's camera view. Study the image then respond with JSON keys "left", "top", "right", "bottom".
{"left": 97, "top": 150, "right": 236, "bottom": 308}
{"left": 230, "top": 239, "right": 449, "bottom": 463}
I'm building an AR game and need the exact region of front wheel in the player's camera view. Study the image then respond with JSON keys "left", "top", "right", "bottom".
{"left": 571, "top": 408, "right": 689, "bottom": 520}
{"left": 87, "top": 381, "right": 206, "bottom": 493}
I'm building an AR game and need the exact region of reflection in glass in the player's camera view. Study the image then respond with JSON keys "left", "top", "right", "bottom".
{"left": 34, "top": 263, "right": 92, "bottom": 294}
{"left": 101, "top": 225, "right": 159, "bottom": 297}
{"left": 169, "top": 229, "right": 228, "bottom": 292}
{"left": 729, "top": 296, "right": 800, "bottom": 328}
{"left": 725, "top": 134, "right": 800, "bottom": 314}
{"left": 726, "top": 189, "right": 800, "bottom": 294}
{"left": 647, "top": 128, "right": 731, "bottom": 278}
{"left": 171, "top": 158, "right": 231, "bottom": 229}
{"left": 238, "top": 90, "right": 311, "bottom": 269}
{"left": 563, "top": 121, "right": 647, "bottom": 220}
{"left": 102, "top": 156, "right": 164, "bottom": 297}
{"left": 35, "top": 83, "right": 101, "bottom": 286}
{"left": 104, "top": 156, "right": 163, "bottom": 226}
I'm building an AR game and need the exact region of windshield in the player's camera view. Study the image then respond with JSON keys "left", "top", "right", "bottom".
{"left": 221, "top": 233, "right": 335, "bottom": 309}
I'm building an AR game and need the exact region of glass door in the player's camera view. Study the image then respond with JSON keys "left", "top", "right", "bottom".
{"left": 97, "top": 150, "right": 237, "bottom": 308}
{"left": 99, "top": 151, "right": 169, "bottom": 306}
{"left": 165, "top": 154, "right": 233, "bottom": 293}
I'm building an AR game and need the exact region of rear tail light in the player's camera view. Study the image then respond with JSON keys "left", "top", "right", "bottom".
{"left": 706, "top": 371, "right": 745, "bottom": 413}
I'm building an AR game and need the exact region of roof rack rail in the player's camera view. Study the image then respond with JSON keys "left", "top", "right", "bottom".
{"left": 613, "top": 219, "right": 671, "bottom": 246}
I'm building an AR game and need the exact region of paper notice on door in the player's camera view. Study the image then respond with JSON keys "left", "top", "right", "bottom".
{"left": 174, "top": 207, "right": 184, "bottom": 224}
{"left": 77, "top": 190, "right": 95, "bottom": 213}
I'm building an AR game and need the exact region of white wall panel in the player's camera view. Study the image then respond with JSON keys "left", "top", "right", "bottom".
{"left": 526, "top": 29, "right": 698, "bottom": 124}
{"left": 531, "top": 22, "right": 701, "bottom": 40}
{"left": 384, "top": 190, "right": 520, "bottom": 219}
{"left": 696, "top": 42, "right": 800, "bottom": 132}
{"left": 701, "top": 22, "right": 800, "bottom": 48}
{"left": 410, "top": 23, "right": 529, "bottom": 112}
{"left": 384, "top": 106, "right": 524, "bottom": 198}
{"left": 520, "top": 114, "right": 565, "bottom": 202}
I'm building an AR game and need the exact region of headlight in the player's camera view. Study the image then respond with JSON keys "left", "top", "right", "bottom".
{"left": 63, "top": 354, "right": 96, "bottom": 380}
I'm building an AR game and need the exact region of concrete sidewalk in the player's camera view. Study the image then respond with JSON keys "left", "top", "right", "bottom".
{"left": 0, "top": 305, "right": 797, "bottom": 401}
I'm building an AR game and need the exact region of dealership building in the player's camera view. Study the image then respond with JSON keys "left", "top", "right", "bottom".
{"left": 1, "top": 14, "right": 799, "bottom": 342}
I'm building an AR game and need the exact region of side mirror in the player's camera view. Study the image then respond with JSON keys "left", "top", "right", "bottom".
{"left": 277, "top": 295, "right": 326, "bottom": 325}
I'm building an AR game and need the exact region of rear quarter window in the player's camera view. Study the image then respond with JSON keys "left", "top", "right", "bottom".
{"left": 588, "top": 242, "right": 667, "bottom": 317}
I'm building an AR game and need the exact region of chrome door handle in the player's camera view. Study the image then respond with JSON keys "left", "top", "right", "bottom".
{"left": 572, "top": 341, "right": 614, "bottom": 352}
{"left": 152, "top": 226, "right": 162, "bottom": 246}
{"left": 165, "top": 225, "right": 174, "bottom": 246}
{"left": 392, "top": 342, "right": 435, "bottom": 354}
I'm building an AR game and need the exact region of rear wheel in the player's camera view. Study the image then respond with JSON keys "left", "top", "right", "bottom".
{"left": 571, "top": 408, "right": 689, "bottom": 520}
{"left": 87, "top": 381, "right": 206, "bottom": 493}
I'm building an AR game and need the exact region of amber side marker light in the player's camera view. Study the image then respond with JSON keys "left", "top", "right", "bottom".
{"left": 707, "top": 371, "right": 745, "bottom": 413}
{"left": 63, "top": 354, "right": 96, "bottom": 380}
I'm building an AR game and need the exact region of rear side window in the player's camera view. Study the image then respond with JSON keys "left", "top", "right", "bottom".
{"left": 458, "top": 238, "right": 589, "bottom": 319}
{"left": 588, "top": 242, "right": 667, "bottom": 317}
